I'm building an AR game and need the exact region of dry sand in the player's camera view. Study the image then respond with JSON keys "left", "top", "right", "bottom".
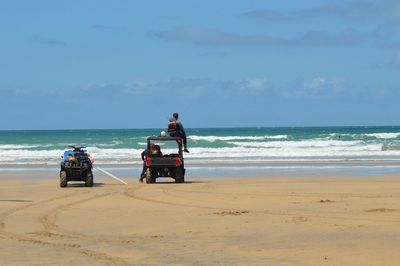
{"left": 1, "top": 173, "right": 400, "bottom": 265}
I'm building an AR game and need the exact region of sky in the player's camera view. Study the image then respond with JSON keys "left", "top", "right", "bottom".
{"left": 0, "top": 0, "right": 399, "bottom": 129}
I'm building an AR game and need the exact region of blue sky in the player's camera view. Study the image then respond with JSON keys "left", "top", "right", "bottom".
{"left": 0, "top": 0, "right": 399, "bottom": 129}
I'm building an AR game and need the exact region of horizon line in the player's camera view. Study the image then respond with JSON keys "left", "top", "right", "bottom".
{"left": 1, "top": 125, "right": 400, "bottom": 131}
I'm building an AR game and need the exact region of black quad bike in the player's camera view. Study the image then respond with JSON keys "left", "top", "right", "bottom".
{"left": 145, "top": 136, "right": 185, "bottom": 184}
{"left": 60, "top": 146, "right": 93, "bottom": 187}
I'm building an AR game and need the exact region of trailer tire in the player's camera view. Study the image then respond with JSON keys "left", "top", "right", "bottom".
{"left": 175, "top": 168, "right": 184, "bottom": 183}
{"left": 145, "top": 168, "right": 155, "bottom": 184}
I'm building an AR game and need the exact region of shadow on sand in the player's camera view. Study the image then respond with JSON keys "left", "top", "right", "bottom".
{"left": 64, "top": 182, "right": 105, "bottom": 188}
{"left": 149, "top": 180, "right": 205, "bottom": 185}
{"left": 0, "top": 199, "right": 33, "bottom": 202}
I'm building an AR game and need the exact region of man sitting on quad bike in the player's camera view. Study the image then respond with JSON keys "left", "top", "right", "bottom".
{"left": 167, "top": 112, "right": 189, "bottom": 153}
{"left": 139, "top": 144, "right": 162, "bottom": 182}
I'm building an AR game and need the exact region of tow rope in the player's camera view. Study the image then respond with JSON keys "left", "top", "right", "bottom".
{"left": 94, "top": 166, "right": 127, "bottom": 185}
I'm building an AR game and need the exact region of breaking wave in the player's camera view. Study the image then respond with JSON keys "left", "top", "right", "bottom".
{"left": 1, "top": 128, "right": 400, "bottom": 164}
{"left": 364, "top": 133, "right": 400, "bottom": 139}
{"left": 1, "top": 141, "right": 400, "bottom": 164}
{"left": 189, "top": 135, "right": 288, "bottom": 142}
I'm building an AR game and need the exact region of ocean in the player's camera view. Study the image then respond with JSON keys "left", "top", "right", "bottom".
{"left": 1, "top": 126, "right": 400, "bottom": 176}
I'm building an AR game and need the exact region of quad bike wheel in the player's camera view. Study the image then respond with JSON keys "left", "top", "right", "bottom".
{"left": 60, "top": 171, "right": 67, "bottom": 187}
{"left": 85, "top": 170, "right": 94, "bottom": 187}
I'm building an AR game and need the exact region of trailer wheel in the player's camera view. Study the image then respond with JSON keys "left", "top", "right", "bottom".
{"left": 145, "top": 168, "right": 155, "bottom": 184}
{"left": 60, "top": 171, "right": 67, "bottom": 187}
{"left": 175, "top": 168, "right": 184, "bottom": 183}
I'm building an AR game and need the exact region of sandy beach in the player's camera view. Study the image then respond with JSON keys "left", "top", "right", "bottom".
{"left": 1, "top": 173, "right": 400, "bottom": 265}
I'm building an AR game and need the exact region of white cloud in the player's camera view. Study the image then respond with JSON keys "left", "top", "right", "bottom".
{"left": 245, "top": 78, "right": 267, "bottom": 91}
{"left": 283, "top": 76, "right": 347, "bottom": 99}
{"left": 81, "top": 76, "right": 352, "bottom": 100}
{"left": 33, "top": 34, "right": 66, "bottom": 46}
{"left": 80, "top": 77, "right": 272, "bottom": 101}
{"left": 149, "top": 26, "right": 367, "bottom": 47}
{"left": 294, "top": 1, "right": 383, "bottom": 19}
{"left": 240, "top": 1, "right": 395, "bottom": 21}
{"left": 237, "top": 10, "right": 289, "bottom": 21}
{"left": 309, "top": 77, "right": 326, "bottom": 90}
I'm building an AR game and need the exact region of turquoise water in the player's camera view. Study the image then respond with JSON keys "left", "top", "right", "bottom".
{"left": 0, "top": 126, "right": 400, "bottom": 164}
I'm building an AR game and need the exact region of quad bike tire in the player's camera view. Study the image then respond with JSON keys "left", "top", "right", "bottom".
{"left": 85, "top": 170, "right": 94, "bottom": 187}
{"left": 175, "top": 168, "right": 184, "bottom": 183}
{"left": 145, "top": 168, "right": 156, "bottom": 184}
{"left": 60, "top": 171, "right": 67, "bottom": 187}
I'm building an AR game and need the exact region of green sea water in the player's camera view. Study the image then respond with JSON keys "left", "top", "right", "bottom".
{"left": 0, "top": 126, "right": 400, "bottom": 164}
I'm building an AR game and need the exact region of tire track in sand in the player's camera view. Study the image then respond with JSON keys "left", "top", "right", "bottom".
{"left": 0, "top": 194, "right": 75, "bottom": 232}
{"left": 0, "top": 190, "right": 128, "bottom": 265}
{"left": 164, "top": 184, "right": 400, "bottom": 199}
{"left": 127, "top": 184, "right": 400, "bottom": 225}
{"left": 39, "top": 185, "right": 201, "bottom": 266}
{"left": 39, "top": 191, "right": 114, "bottom": 235}
{"left": 37, "top": 186, "right": 145, "bottom": 241}
{"left": 124, "top": 185, "right": 246, "bottom": 212}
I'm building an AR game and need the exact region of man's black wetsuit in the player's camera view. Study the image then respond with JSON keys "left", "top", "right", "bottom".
{"left": 139, "top": 149, "right": 149, "bottom": 181}
{"left": 139, "top": 147, "right": 163, "bottom": 182}
{"left": 168, "top": 118, "right": 188, "bottom": 151}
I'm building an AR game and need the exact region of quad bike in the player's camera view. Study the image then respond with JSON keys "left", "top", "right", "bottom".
{"left": 60, "top": 146, "right": 93, "bottom": 187}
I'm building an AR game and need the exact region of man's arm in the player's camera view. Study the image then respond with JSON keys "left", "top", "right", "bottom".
{"left": 141, "top": 149, "right": 148, "bottom": 161}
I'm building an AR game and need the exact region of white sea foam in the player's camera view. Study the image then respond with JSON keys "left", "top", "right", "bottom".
{"left": 1, "top": 140, "right": 400, "bottom": 164}
{"left": 0, "top": 147, "right": 143, "bottom": 164}
{"left": 227, "top": 140, "right": 364, "bottom": 148}
{"left": 137, "top": 142, "right": 148, "bottom": 146}
{"left": 96, "top": 141, "right": 123, "bottom": 147}
{"left": 189, "top": 135, "right": 288, "bottom": 142}
{"left": 265, "top": 135, "right": 289, "bottom": 139}
{"left": 326, "top": 133, "right": 351, "bottom": 139}
{"left": 364, "top": 133, "right": 400, "bottom": 139}
{"left": 183, "top": 145, "right": 390, "bottom": 159}
{"left": 382, "top": 143, "right": 400, "bottom": 151}
{"left": 0, "top": 149, "right": 65, "bottom": 162}
{"left": 86, "top": 147, "right": 142, "bottom": 160}
{"left": 0, "top": 144, "right": 44, "bottom": 149}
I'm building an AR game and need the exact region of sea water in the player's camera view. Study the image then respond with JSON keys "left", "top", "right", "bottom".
{"left": 1, "top": 127, "right": 400, "bottom": 176}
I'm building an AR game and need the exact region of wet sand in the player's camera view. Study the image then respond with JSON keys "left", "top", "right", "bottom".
{"left": 1, "top": 174, "right": 400, "bottom": 265}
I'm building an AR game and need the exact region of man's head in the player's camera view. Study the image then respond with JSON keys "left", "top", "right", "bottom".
{"left": 150, "top": 144, "right": 160, "bottom": 153}
{"left": 173, "top": 112, "right": 179, "bottom": 120}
